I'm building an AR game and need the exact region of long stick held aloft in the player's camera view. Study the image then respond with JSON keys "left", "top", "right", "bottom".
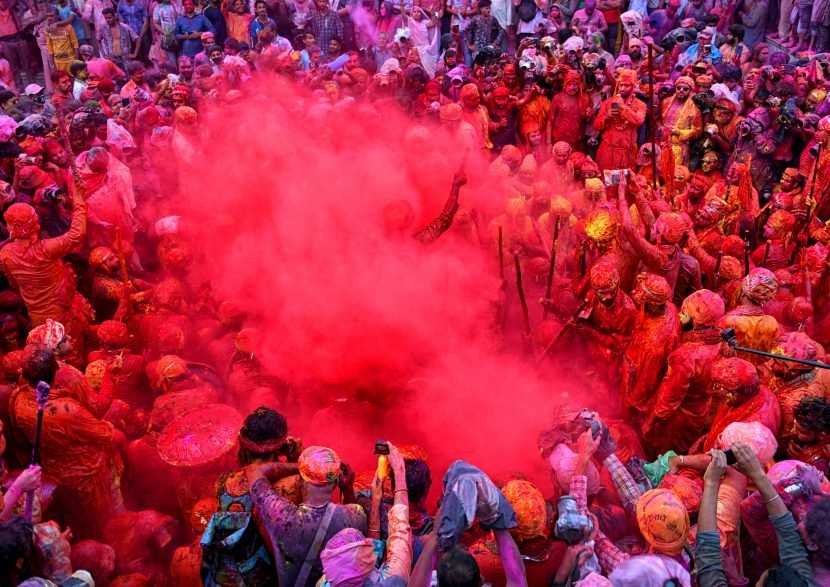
{"left": 24, "top": 381, "right": 50, "bottom": 522}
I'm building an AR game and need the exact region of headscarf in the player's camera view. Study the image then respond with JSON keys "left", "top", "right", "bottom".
{"left": 767, "top": 210, "right": 796, "bottom": 235}
{"left": 320, "top": 528, "right": 376, "bottom": 587}
{"left": 26, "top": 319, "right": 66, "bottom": 350}
{"left": 585, "top": 209, "right": 618, "bottom": 243}
{"left": 712, "top": 357, "right": 758, "bottom": 394}
{"left": 675, "top": 75, "right": 694, "bottom": 89}
{"left": 609, "top": 555, "right": 691, "bottom": 587}
{"left": 553, "top": 141, "right": 572, "bottom": 156}
{"left": 742, "top": 268, "right": 778, "bottom": 305}
{"left": 440, "top": 103, "right": 462, "bottom": 122}
{"left": 641, "top": 274, "right": 671, "bottom": 305}
{"left": 4, "top": 203, "right": 40, "bottom": 240}
{"left": 590, "top": 261, "right": 620, "bottom": 290}
{"left": 501, "top": 480, "right": 547, "bottom": 541}
{"left": 680, "top": 289, "right": 725, "bottom": 327}
{"left": 774, "top": 331, "right": 825, "bottom": 371}
{"left": 658, "top": 474, "right": 703, "bottom": 514}
{"left": 299, "top": 446, "right": 342, "bottom": 485}
{"left": 17, "top": 165, "right": 50, "bottom": 190}
{"left": 616, "top": 68, "right": 638, "bottom": 87}
{"left": 636, "top": 489, "right": 689, "bottom": 556}
{"left": 156, "top": 354, "right": 187, "bottom": 385}
{"left": 97, "top": 320, "right": 130, "bottom": 348}
{"left": 718, "top": 422, "right": 778, "bottom": 464}
{"left": 655, "top": 212, "right": 687, "bottom": 244}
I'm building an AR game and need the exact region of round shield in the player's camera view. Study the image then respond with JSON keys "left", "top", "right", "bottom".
{"left": 158, "top": 404, "right": 243, "bottom": 468}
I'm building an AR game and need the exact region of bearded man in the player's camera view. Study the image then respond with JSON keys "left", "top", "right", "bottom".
{"left": 594, "top": 69, "right": 646, "bottom": 171}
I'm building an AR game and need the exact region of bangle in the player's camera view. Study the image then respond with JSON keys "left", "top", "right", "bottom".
{"left": 394, "top": 488, "right": 408, "bottom": 494}
{"left": 764, "top": 493, "right": 781, "bottom": 504}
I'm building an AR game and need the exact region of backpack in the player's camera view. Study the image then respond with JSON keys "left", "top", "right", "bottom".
{"left": 517, "top": 0, "right": 537, "bottom": 22}
{"left": 200, "top": 512, "right": 275, "bottom": 587}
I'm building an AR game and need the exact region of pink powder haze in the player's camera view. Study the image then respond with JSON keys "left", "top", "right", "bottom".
{"left": 177, "top": 79, "right": 593, "bottom": 482}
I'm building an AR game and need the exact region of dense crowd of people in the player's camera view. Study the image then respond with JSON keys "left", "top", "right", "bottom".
{"left": 0, "top": 0, "right": 829, "bottom": 585}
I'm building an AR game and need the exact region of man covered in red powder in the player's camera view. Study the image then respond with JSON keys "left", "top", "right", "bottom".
{"left": 622, "top": 273, "right": 680, "bottom": 423}
{"left": 593, "top": 69, "right": 646, "bottom": 171}
{"left": 549, "top": 70, "right": 592, "bottom": 153}
{"left": 700, "top": 357, "right": 781, "bottom": 452}
{"left": 644, "top": 289, "right": 725, "bottom": 455}
{"left": 0, "top": 182, "right": 91, "bottom": 366}
{"left": 10, "top": 345, "right": 122, "bottom": 539}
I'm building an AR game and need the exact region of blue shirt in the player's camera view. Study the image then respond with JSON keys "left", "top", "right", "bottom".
{"left": 117, "top": 0, "right": 148, "bottom": 36}
{"left": 55, "top": 3, "right": 85, "bottom": 43}
{"left": 174, "top": 13, "right": 215, "bottom": 58}
{"left": 249, "top": 16, "right": 276, "bottom": 47}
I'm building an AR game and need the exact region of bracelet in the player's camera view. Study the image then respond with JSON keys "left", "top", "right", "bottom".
{"left": 394, "top": 488, "right": 408, "bottom": 494}
{"left": 764, "top": 493, "right": 781, "bottom": 504}
{"left": 679, "top": 455, "right": 684, "bottom": 467}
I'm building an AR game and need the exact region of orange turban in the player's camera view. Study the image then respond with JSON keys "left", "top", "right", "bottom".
{"left": 299, "top": 446, "right": 342, "bottom": 485}
{"left": 680, "top": 289, "right": 724, "bottom": 326}
{"left": 502, "top": 480, "right": 547, "bottom": 541}
{"left": 85, "top": 359, "right": 108, "bottom": 390}
{"left": 711, "top": 357, "right": 758, "bottom": 394}
{"left": 636, "top": 489, "right": 689, "bottom": 556}
{"left": 4, "top": 203, "right": 40, "bottom": 240}
{"left": 641, "top": 274, "right": 671, "bottom": 305}
{"left": 767, "top": 210, "right": 796, "bottom": 234}
{"left": 617, "top": 68, "right": 638, "bottom": 86}
{"left": 658, "top": 474, "right": 703, "bottom": 514}
{"left": 719, "top": 256, "right": 742, "bottom": 280}
{"left": 590, "top": 261, "right": 620, "bottom": 290}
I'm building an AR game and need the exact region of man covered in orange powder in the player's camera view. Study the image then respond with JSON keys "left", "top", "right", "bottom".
{"left": 0, "top": 182, "right": 91, "bottom": 366}
{"left": 10, "top": 345, "right": 123, "bottom": 539}
{"left": 593, "top": 69, "right": 646, "bottom": 171}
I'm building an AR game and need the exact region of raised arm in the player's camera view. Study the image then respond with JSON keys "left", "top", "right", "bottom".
{"left": 42, "top": 178, "right": 87, "bottom": 260}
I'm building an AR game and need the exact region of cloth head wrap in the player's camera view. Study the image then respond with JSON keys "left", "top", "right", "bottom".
{"left": 641, "top": 274, "right": 671, "bottom": 305}
{"left": 584, "top": 209, "right": 617, "bottom": 242}
{"left": 299, "top": 446, "right": 342, "bottom": 485}
{"left": 675, "top": 75, "right": 694, "bottom": 89}
{"left": 320, "top": 528, "right": 376, "bottom": 587}
{"left": 85, "top": 360, "right": 107, "bottom": 390}
{"left": 609, "top": 555, "right": 692, "bottom": 587}
{"left": 492, "top": 85, "right": 510, "bottom": 99}
{"left": 97, "top": 320, "right": 130, "bottom": 348}
{"left": 774, "top": 331, "right": 825, "bottom": 370}
{"left": 440, "top": 103, "right": 462, "bottom": 122}
{"left": 501, "top": 480, "right": 546, "bottom": 541}
{"left": 616, "top": 68, "right": 638, "bottom": 86}
{"left": 460, "top": 83, "right": 479, "bottom": 99}
{"left": 657, "top": 474, "right": 703, "bottom": 514}
{"left": 636, "top": 489, "right": 689, "bottom": 556}
{"left": 550, "top": 196, "right": 573, "bottom": 216}
{"left": 590, "top": 262, "right": 620, "bottom": 291}
{"left": 767, "top": 209, "right": 796, "bottom": 234}
{"left": 17, "top": 165, "right": 50, "bottom": 190}
{"left": 711, "top": 357, "right": 758, "bottom": 394}
{"left": 742, "top": 267, "right": 778, "bottom": 304}
{"left": 718, "top": 256, "right": 742, "bottom": 280}
{"left": 680, "top": 289, "right": 725, "bottom": 327}
{"left": 655, "top": 212, "right": 687, "bottom": 244}
{"left": 26, "top": 319, "right": 66, "bottom": 350}
{"left": 4, "top": 203, "right": 40, "bottom": 240}
{"left": 175, "top": 106, "right": 198, "bottom": 126}
{"left": 156, "top": 354, "right": 187, "bottom": 383}
{"left": 553, "top": 141, "right": 572, "bottom": 156}
{"left": 721, "top": 235, "right": 745, "bottom": 258}
{"left": 717, "top": 422, "right": 778, "bottom": 464}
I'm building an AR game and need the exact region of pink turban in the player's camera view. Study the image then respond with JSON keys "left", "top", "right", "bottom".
{"left": 320, "top": 528, "right": 376, "bottom": 587}
{"left": 742, "top": 268, "right": 778, "bottom": 305}
{"left": 717, "top": 421, "right": 778, "bottom": 464}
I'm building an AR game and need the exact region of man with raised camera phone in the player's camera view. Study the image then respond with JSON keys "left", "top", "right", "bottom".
{"left": 593, "top": 68, "right": 646, "bottom": 171}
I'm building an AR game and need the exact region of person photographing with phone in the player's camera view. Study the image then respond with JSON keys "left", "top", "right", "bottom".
{"left": 318, "top": 442, "right": 413, "bottom": 587}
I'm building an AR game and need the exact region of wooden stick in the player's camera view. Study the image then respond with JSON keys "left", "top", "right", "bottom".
{"left": 515, "top": 255, "right": 531, "bottom": 336}
{"left": 542, "top": 216, "right": 561, "bottom": 320}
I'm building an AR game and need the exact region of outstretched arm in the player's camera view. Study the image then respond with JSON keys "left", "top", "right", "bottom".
{"left": 412, "top": 168, "right": 467, "bottom": 244}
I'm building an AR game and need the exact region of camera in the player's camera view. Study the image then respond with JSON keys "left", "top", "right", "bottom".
{"left": 122, "top": 97, "right": 131, "bottom": 107}
{"left": 41, "top": 184, "right": 63, "bottom": 201}
{"left": 374, "top": 441, "right": 390, "bottom": 455}
{"left": 554, "top": 496, "right": 594, "bottom": 545}
{"left": 766, "top": 96, "right": 782, "bottom": 108}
